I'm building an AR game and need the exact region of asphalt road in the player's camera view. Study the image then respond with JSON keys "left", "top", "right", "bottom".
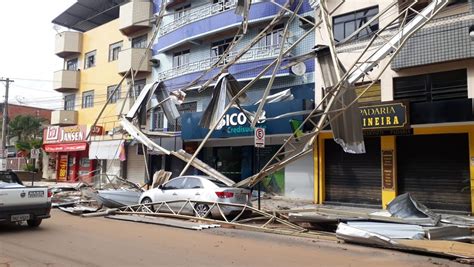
{"left": 0, "top": 210, "right": 462, "bottom": 267}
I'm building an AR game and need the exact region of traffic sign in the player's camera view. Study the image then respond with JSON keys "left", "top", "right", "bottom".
{"left": 31, "top": 149, "right": 40, "bottom": 159}
{"left": 254, "top": 127, "right": 265, "bottom": 148}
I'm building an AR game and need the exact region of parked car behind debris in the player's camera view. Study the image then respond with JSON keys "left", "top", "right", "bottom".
{"left": 139, "top": 175, "right": 251, "bottom": 217}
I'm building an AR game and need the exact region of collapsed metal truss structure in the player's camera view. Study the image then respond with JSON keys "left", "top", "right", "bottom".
{"left": 110, "top": 199, "right": 308, "bottom": 235}
{"left": 90, "top": 0, "right": 450, "bottom": 190}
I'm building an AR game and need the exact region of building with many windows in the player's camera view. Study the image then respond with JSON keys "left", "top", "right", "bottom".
{"left": 49, "top": 0, "right": 155, "bottom": 183}
{"left": 313, "top": 0, "right": 474, "bottom": 214}
{"left": 151, "top": 0, "right": 316, "bottom": 199}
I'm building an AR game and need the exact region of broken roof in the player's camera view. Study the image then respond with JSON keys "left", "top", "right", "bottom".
{"left": 52, "top": 0, "right": 126, "bottom": 32}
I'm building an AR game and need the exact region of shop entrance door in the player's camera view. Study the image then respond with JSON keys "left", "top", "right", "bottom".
{"left": 397, "top": 134, "right": 471, "bottom": 212}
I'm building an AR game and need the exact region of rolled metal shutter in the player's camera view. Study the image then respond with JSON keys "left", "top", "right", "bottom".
{"left": 324, "top": 138, "right": 382, "bottom": 207}
{"left": 397, "top": 134, "right": 471, "bottom": 212}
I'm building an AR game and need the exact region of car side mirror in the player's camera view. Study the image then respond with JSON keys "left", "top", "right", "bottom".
{"left": 158, "top": 184, "right": 164, "bottom": 189}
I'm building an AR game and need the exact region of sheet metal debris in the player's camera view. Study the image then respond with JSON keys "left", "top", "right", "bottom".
{"left": 387, "top": 193, "right": 441, "bottom": 226}
{"left": 346, "top": 222, "right": 424, "bottom": 240}
{"left": 337, "top": 222, "right": 474, "bottom": 259}
{"left": 199, "top": 73, "right": 247, "bottom": 129}
{"left": 425, "top": 226, "right": 473, "bottom": 242}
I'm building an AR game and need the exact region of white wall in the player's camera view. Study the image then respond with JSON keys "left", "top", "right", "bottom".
{"left": 284, "top": 152, "right": 314, "bottom": 200}
{"left": 126, "top": 144, "right": 147, "bottom": 184}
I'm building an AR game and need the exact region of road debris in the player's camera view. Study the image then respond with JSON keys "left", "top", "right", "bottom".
{"left": 106, "top": 214, "right": 221, "bottom": 231}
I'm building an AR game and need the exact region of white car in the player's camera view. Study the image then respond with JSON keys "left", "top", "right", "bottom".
{"left": 139, "top": 175, "right": 252, "bottom": 218}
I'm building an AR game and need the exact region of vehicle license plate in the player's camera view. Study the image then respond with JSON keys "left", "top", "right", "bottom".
{"left": 236, "top": 193, "right": 246, "bottom": 201}
{"left": 11, "top": 214, "right": 30, "bottom": 222}
{"left": 28, "top": 191, "right": 44, "bottom": 198}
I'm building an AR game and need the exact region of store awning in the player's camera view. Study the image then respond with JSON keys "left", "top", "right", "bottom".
{"left": 89, "top": 140, "right": 125, "bottom": 160}
{"left": 43, "top": 143, "right": 87, "bottom": 153}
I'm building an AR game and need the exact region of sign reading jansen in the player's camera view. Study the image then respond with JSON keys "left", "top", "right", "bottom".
{"left": 360, "top": 102, "right": 408, "bottom": 129}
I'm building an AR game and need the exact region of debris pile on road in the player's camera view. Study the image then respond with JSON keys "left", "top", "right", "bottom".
{"left": 282, "top": 193, "right": 474, "bottom": 262}
{"left": 51, "top": 174, "right": 146, "bottom": 214}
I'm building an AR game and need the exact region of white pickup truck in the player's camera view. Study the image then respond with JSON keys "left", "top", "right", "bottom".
{"left": 0, "top": 171, "right": 51, "bottom": 227}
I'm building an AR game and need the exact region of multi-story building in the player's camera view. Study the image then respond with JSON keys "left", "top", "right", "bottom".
{"left": 314, "top": 0, "right": 474, "bottom": 214}
{"left": 152, "top": 0, "right": 316, "bottom": 199}
{"left": 49, "top": 0, "right": 155, "bottom": 183}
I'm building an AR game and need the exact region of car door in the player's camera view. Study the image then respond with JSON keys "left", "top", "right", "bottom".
{"left": 156, "top": 177, "right": 186, "bottom": 213}
{"left": 180, "top": 177, "right": 205, "bottom": 215}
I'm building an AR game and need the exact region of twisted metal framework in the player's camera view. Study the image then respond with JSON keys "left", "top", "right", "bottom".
{"left": 113, "top": 199, "right": 308, "bottom": 235}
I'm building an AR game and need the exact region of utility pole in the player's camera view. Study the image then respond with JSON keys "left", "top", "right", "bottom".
{"left": 0, "top": 78, "right": 13, "bottom": 171}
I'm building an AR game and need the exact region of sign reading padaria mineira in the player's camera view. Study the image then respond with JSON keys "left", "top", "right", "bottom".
{"left": 360, "top": 102, "right": 408, "bottom": 129}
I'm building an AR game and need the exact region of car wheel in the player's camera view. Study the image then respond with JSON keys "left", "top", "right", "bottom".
{"left": 194, "top": 203, "right": 210, "bottom": 218}
{"left": 141, "top": 197, "right": 154, "bottom": 212}
{"left": 26, "top": 218, "right": 42, "bottom": 227}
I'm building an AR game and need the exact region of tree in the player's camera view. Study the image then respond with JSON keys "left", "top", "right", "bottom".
{"left": 8, "top": 115, "right": 46, "bottom": 154}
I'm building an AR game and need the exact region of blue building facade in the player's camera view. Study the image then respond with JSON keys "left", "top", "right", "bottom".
{"left": 150, "top": 0, "right": 315, "bottom": 200}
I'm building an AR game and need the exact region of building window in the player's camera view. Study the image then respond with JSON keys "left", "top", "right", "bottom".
{"left": 109, "top": 41, "right": 123, "bottom": 62}
{"left": 151, "top": 107, "right": 165, "bottom": 130}
{"left": 129, "top": 79, "right": 146, "bottom": 98}
{"left": 66, "top": 58, "right": 78, "bottom": 71}
{"left": 168, "top": 101, "right": 197, "bottom": 131}
{"left": 213, "top": 0, "right": 232, "bottom": 10}
{"left": 84, "top": 50, "right": 96, "bottom": 69}
{"left": 333, "top": 6, "right": 379, "bottom": 42}
{"left": 259, "top": 24, "right": 284, "bottom": 48}
{"left": 82, "top": 90, "right": 94, "bottom": 108}
{"left": 64, "top": 94, "right": 75, "bottom": 110}
{"left": 173, "top": 50, "right": 190, "bottom": 68}
{"left": 107, "top": 85, "right": 121, "bottom": 104}
{"left": 393, "top": 69, "right": 467, "bottom": 103}
{"left": 211, "top": 38, "right": 233, "bottom": 59}
{"left": 174, "top": 4, "right": 191, "bottom": 20}
{"left": 132, "top": 34, "right": 147, "bottom": 48}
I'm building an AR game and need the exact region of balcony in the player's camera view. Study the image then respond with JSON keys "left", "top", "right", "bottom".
{"left": 155, "top": 0, "right": 291, "bottom": 52}
{"left": 55, "top": 31, "right": 82, "bottom": 58}
{"left": 51, "top": 110, "right": 78, "bottom": 126}
{"left": 160, "top": 0, "right": 238, "bottom": 36}
{"left": 117, "top": 48, "right": 152, "bottom": 75}
{"left": 157, "top": 44, "right": 292, "bottom": 81}
{"left": 119, "top": 0, "right": 153, "bottom": 36}
{"left": 53, "top": 70, "right": 80, "bottom": 92}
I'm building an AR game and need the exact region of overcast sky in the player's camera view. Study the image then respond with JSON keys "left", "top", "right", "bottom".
{"left": 0, "top": 0, "right": 76, "bottom": 110}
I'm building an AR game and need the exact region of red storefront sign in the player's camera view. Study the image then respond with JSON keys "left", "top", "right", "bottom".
{"left": 43, "top": 143, "right": 87, "bottom": 152}
{"left": 43, "top": 125, "right": 87, "bottom": 144}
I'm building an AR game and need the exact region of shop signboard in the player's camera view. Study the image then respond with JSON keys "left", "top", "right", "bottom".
{"left": 381, "top": 150, "right": 395, "bottom": 190}
{"left": 43, "top": 125, "right": 87, "bottom": 144}
{"left": 58, "top": 154, "right": 68, "bottom": 181}
{"left": 360, "top": 102, "right": 409, "bottom": 130}
{"left": 182, "top": 99, "right": 310, "bottom": 140}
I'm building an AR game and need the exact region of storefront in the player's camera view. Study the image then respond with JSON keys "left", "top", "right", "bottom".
{"left": 43, "top": 125, "right": 96, "bottom": 183}
{"left": 315, "top": 101, "right": 474, "bottom": 213}
{"left": 182, "top": 98, "right": 314, "bottom": 200}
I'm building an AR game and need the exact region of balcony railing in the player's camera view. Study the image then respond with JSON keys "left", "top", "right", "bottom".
{"left": 160, "top": 0, "right": 237, "bottom": 36}
{"left": 55, "top": 31, "right": 82, "bottom": 58}
{"left": 118, "top": 48, "right": 152, "bottom": 75}
{"left": 51, "top": 110, "right": 78, "bottom": 126}
{"left": 119, "top": 0, "right": 153, "bottom": 36}
{"left": 157, "top": 43, "right": 292, "bottom": 81}
{"left": 53, "top": 70, "right": 80, "bottom": 92}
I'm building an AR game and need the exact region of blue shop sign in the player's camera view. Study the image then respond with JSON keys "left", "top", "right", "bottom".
{"left": 182, "top": 99, "right": 311, "bottom": 140}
